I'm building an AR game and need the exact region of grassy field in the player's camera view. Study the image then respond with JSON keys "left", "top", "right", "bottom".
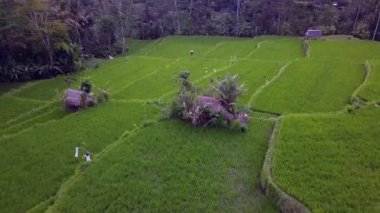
{"left": 0, "top": 96, "right": 43, "bottom": 125}
{"left": 309, "top": 39, "right": 380, "bottom": 62}
{"left": 52, "top": 119, "right": 276, "bottom": 212}
{"left": 252, "top": 59, "right": 364, "bottom": 113}
{"left": 273, "top": 107, "right": 380, "bottom": 212}
{"left": 0, "top": 101, "right": 161, "bottom": 212}
{"left": 248, "top": 37, "right": 304, "bottom": 61}
{"left": 1, "top": 35, "right": 380, "bottom": 212}
{"left": 358, "top": 60, "right": 380, "bottom": 102}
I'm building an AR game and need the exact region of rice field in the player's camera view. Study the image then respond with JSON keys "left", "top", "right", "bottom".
{"left": 273, "top": 107, "right": 380, "bottom": 212}
{"left": 358, "top": 60, "right": 380, "bottom": 102}
{"left": 52, "top": 119, "right": 276, "bottom": 212}
{"left": 252, "top": 59, "right": 364, "bottom": 113}
{"left": 1, "top": 35, "right": 379, "bottom": 212}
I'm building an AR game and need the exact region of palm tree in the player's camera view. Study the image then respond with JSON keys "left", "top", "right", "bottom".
{"left": 211, "top": 75, "right": 245, "bottom": 113}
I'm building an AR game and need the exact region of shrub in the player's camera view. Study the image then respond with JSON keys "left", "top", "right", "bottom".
{"left": 95, "top": 89, "right": 109, "bottom": 103}
{"left": 80, "top": 79, "right": 92, "bottom": 93}
{"left": 230, "top": 120, "right": 241, "bottom": 131}
{"left": 210, "top": 75, "right": 245, "bottom": 113}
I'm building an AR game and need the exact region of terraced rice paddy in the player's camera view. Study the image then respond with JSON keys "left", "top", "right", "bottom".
{"left": 1, "top": 36, "right": 379, "bottom": 212}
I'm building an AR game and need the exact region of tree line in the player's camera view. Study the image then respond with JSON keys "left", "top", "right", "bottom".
{"left": 1, "top": 0, "right": 380, "bottom": 82}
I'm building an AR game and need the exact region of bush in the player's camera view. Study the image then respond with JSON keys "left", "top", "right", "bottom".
{"left": 170, "top": 71, "right": 249, "bottom": 132}
{"left": 230, "top": 119, "right": 247, "bottom": 133}
{"left": 95, "top": 89, "right": 109, "bottom": 103}
{"left": 210, "top": 75, "right": 245, "bottom": 113}
{"left": 80, "top": 79, "right": 92, "bottom": 93}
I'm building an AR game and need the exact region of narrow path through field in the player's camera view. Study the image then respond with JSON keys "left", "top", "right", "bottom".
{"left": 204, "top": 42, "right": 224, "bottom": 56}
{"left": 2, "top": 100, "right": 57, "bottom": 128}
{"left": 43, "top": 125, "right": 144, "bottom": 212}
{"left": 245, "top": 41, "right": 268, "bottom": 58}
{"left": 2, "top": 81, "right": 40, "bottom": 96}
{"left": 352, "top": 60, "right": 372, "bottom": 101}
{"left": 6, "top": 96, "right": 49, "bottom": 104}
{"left": 0, "top": 107, "right": 60, "bottom": 137}
{"left": 159, "top": 62, "right": 235, "bottom": 99}
{"left": 248, "top": 59, "right": 298, "bottom": 105}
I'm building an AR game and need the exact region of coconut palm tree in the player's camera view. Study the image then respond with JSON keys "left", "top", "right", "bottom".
{"left": 211, "top": 75, "right": 245, "bottom": 113}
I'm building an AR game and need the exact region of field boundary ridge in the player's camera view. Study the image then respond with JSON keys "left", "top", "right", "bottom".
{"left": 260, "top": 118, "right": 311, "bottom": 213}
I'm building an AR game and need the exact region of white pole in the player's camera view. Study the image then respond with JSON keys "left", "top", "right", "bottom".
{"left": 75, "top": 147, "right": 79, "bottom": 158}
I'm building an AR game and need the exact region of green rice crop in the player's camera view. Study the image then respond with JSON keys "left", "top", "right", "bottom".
{"left": 53, "top": 119, "right": 276, "bottom": 212}
{"left": 205, "top": 39, "right": 259, "bottom": 59}
{"left": 12, "top": 77, "right": 67, "bottom": 101}
{"left": 1, "top": 35, "right": 380, "bottom": 212}
{"left": 253, "top": 59, "right": 364, "bottom": 113}
{"left": 0, "top": 82, "right": 24, "bottom": 95}
{"left": 358, "top": 61, "right": 380, "bottom": 102}
{"left": 248, "top": 37, "right": 304, "bottom": 61}
{"left": 138, "top": 36, "right": 234, "bottom": 59}
{"left": 81, "top": 56, "right": 175, "bottom": 94}
{"left": 113, "top": 58, "right": 230, "bottom": 100}
{"left": 0, "top": 101, "right": 160, "bottom": 212}
{"left": 273, "top": 107, "right": 380, "bottom": 211}
{"left": 126, "top": 38, "right": 154, "bottom": 55}
{"left": 0, "top": 107, "right": 67, "bottom": 137}
{"left": 310, "top": 39, "right": 380, "bottom": 63}
{"left": 0, "top": 96, "right": 43, "bottom": 126}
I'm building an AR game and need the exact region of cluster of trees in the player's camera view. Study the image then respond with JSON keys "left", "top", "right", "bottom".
{"left": 1, "top": 0, "right": 380, "bottom": 81}
{"left": 171, "top": 71, "right": 248, "bottom": 132}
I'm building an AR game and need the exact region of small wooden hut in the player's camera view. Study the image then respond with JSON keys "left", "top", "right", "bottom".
{"left": 305, "top": 29, "right": 322, "bottom": 39}
{"left": 63, "top": 89, "right": 95, "bottom": 111}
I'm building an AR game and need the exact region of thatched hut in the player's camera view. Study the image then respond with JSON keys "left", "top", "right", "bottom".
{"left": 63, "top": 89, "right": 95, "bottom": 111}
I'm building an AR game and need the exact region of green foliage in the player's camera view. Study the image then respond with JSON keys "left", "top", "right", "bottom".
{"left": 211, "top": 75, "right": 245, "bottom": 113}
{"left": 353, "top": 22, "right": 371, "bottom": 39}
{"left": 95, "top": 89, "right": 109, "bottom": 103}
{"left": 229, "top": 119, "right": 241, "bottom": 131}
{"left": 80, "top": 79, "right": 92, "bottom": 93}
{"left": 229, "top": 119, "right": 248, "bottom": 133}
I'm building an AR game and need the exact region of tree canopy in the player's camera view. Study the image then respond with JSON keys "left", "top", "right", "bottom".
{"left": 1, "top": 0, "right": 380, "bottom": 81}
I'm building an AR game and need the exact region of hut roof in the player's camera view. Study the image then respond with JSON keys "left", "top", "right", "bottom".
{"left": 305, "top": 29, "right": 322, "bottom": 38}
{"left": 196, "top": 96, "right": 234, "bottom": 121}
{"left": 64, "top": 89, "right": 94, "bottom": 107}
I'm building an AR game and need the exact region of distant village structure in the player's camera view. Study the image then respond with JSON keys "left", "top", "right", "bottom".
{"left": 305, "top": 29, "right": 323, "bottom": 39}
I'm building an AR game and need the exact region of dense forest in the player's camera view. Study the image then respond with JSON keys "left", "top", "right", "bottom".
{"left": 1, "top": 0, "right": 380, "bottom": 81}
